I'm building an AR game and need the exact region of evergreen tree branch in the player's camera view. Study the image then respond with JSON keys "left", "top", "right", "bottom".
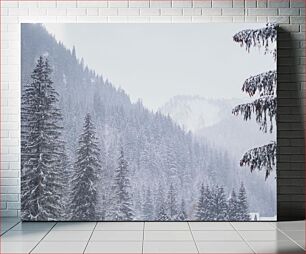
{"left": 232, "top": 95, "right": 276, "bottom": 133}
{"left": 240, "top": 142, "right": 276, "bottom": 179}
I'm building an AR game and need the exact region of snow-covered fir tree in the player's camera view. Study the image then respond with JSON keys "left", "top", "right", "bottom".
{"left": 21, "top": 56, "right": 67, "bottom": 220}
{"left": 110, "top": 147, "right": 134, "bottom": 220}
{"left": 70, "top": 113, "right": 102, "bottom": 220}
{"left": 237, "top": 183, "right": 250, "bottom": 221}
{"left": 177, "top": 198, "right": 187, "bottom": 221}
{"left": 232, "top": 23, "right": 277, "bottom": 179}
{"left": 228, "top": 189, "right": 239, "bottom": 221}
{"left": 143, "top": 187, "right": 154, "bottom": 220}
{"left": 195, "top": 184, "right": 213, "bottom": 220}
{"left": 158, "top": 201, "right": 170, "bottom": 221}
{"left": 211, "top": 185, "right": 228, "bottom": 221}
{"left": 166, "top": 183, "right": 178, "bottom": 220}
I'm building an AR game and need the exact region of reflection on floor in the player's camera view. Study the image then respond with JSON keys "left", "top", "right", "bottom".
{"left": 0, "top": 218, "right": 305, "bottom": 253}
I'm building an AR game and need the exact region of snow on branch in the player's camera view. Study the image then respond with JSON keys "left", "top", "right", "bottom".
{"left": 233, "top": 23, "right": 277, "bottom": 53}
{"left": 240, "top": 142, "right": 276, "bottom": 179}
{"left": 232, "top": 95, "right": 276, "bottom": 133}
{"left": 242, "top": 70, "right": 277, "bottom": 97}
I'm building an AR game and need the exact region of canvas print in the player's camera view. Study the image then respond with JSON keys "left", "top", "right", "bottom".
{"left": 21, "top": 23, "right": 277, "bottom": 221}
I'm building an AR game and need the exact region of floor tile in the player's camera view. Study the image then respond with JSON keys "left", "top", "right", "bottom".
{"left": 197, "top": 241, "right": 253, "bottom": 253}
{"left": 232, "top": 222, "right": 276, "bottom": 231}
{"left": 145, "top": 222, "right": 189, "bottom": 231}
{"left": 90, "top": 230, "right": 143, "bottom": 241}
{"left": 52, "top": 222, "right": 96, "bottom": 231}
{"left": 143, "top": 241, "right": 198, "bottom": 253}
{"left": 85, "top": 241, "right": 142, "bottom": 253}
{"left": 192, "top": 230, "right": 242, "bottom": 241}
{"left": 96, "top": 222, "right": 143, "bottom": 231}
{"left": 1, "top": 230, "right": 47, "bottom": 242}
{"left": 144, "top": 230, "right": 193, "bottom": 241}
{"left": 1, "top": 218, "right": 20, "bottom": 224}
{"left": 32, "top": 241, "right": 87, "bottom": 253}
{"left": 42, "top": 230, "right": 92, "bottom": 242}
{"left": 239, "top": 230, "right": 290, "bottom": 241}
{"left": 0, "top": 241, "right": 37, "bottom": 253}
{"left": 11, "top": 222, "right": 55, "bottom": 231}
{"left": 282, "top": 230, "right": 305, "bottom": 249}
{"left": 189, "top": 222, "right": 234, "bottom": 231}
{"left": 275, "top": 221, "right": 305, "bottom": 231}
{"left": 249, "top": 240, "right": 305, "bottom": 253}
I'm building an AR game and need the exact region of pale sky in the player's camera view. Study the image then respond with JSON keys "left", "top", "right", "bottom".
{"left": 44, "top": 23, "right": 276, "bottom": 112}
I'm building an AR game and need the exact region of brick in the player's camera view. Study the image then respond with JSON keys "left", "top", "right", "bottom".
{"left": 150, "top": 0, "right": 172, "bottom": 7}
{"left": 67, "top": 8, "right": 87, "bottom": 16}
{"left": 127, "top": 16, "right": 150, "bottom": 22}
{"left": 268, "top": 0, "right": 290, "bottom": 8}
{"left": 1, "top": 1, "right": 18, "bottom": 8}
{"left": 202, "top": 8, "right": 222, "bottom": 15}
{"left": 172, "top": 0, "right": 192, "bottom": 7}
{"left": 1, "top": 186, "right": 20, "bottom": 194}
{"left": 149, "top": 16, "right": 172, "bottom": 22}
{"left": 29, "top": 8, "right": 48, "bottom": 16}
{"left": 108, "top": 0, "right": 129, "bottom": 7}
{"left": 56, "top": 1, "right": 77, "bottom": 8}
{"left": 257, "top": 0, "right": 267, "bottom": 7}
{"left": 247, "top": 8, "right": 278, "bottom": 15}
{"left": 7, "top": 202, "right": 21, "bottom": 210}
{"left": 172, "top": 16, "right": 193, "bottom": 22}
{"left": 233, "top": 0, "right": 245, "bottom": 7}
{"left": 47, "top": 8, "right": 67, "bottom": 16}
{"left": 8, "top": 8, "right": 29, "bottom": 16}
{"left": 129, "top": 0, "right": 149, "bottom": 7}
{"left": 161, "top": 8, "right": 183, "bottom": 16}
{"left": 268, "top": 16, "right": 290, "bottom": 23}
{"left": 222, "top": 8, "right": 245, "bottom": 15}
{"left": 39, "top": 1, "right": 57, "bottom": 8}
{"left": 193, "top": 0, "right": 212, "bottom": 7}
{"left": 290, "top": 16, "right": 305, "bottom": 23}
{"left": 212, "top": 16, "right": 233, "bottom": 22}
{"left": 290, "top": 0, "right": 305, "bottom": 8}
{"left": 118, "top": 8, "right": 140, "bottom": 16}
{"left": 140, "top": 8, "right": 160, "bottom": 16}
{"left": 86, "top": 8, "right": 99, "bottom": 16}
{"left": 245, "top": 0, "right": 256, "bottom": 7}
{"left": 1, "top": 210, "right": 18, "bottom": 217}
{"left": 278, "top": 8, "right": 300, "bottom": 15}
{"left": 99, "top": 8, "right": 118, "bottom": 16}
{"left": 77, "top": 1, "right": 108, "bottom": 8}
{"left": 0, "top": 178, "right": 19, "bottom": 186}
{"left": 233, "top": 16, "right": 245, "bottom": 22}
{"left": 192, "top": 16, "right": 212, "bottom": 22}
{"left": 212, "top": 0, "right": 233, "bottom": 7}
{"left": 0, "top": 170, "right": 19, "bottom": 178}
{"left": 56, "top": 16, "right": 77, "bottom": 22}
{"left": 183, "top": 8, "right": 202, "bottom": 16}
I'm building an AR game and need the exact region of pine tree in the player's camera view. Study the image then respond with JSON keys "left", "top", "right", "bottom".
{"left": 158, "top": 201, "right": 170, "bottom": 221}
{"left": 21, "top": 56, "right": 66, "bottom": 220}
{"left": 211, "top": 185, "right": 228, "bottom": 221}
{"left": 237, "top": 183, "right": 250, "bottom": 221}
{"left": 177, "top": 198, "right": 187, "bottom": 221}
{"left": 166, "top": 183, "right": 178, "bottom": 220}
{"left": 228, "top": 189, "right": 239, "bottom": 221}
{"left": 70, "top": 113, "right": 102, "bottom": 220}
{"left": 143, "top": 187, "right": 154, "bottom": 220}
{"left": 232, "top": 24, "right": 277, "bottom": 179}
{"left": 111, "top": 147, "right": 134, "bottom": 220}
{"left": 195, "top": 184, "right": 206, "bottom": 220}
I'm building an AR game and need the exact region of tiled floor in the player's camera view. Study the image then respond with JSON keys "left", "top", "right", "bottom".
{"left": 0, "top": 218, "right": 304, "bottom": 253}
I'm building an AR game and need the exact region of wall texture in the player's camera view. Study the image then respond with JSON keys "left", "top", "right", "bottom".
{"left": 0, "top": 0, "right": 304, "bottom": 220}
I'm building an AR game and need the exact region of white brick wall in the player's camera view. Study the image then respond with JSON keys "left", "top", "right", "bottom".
{"left": 0, "top": 0, "right": 305, "bottom": 218}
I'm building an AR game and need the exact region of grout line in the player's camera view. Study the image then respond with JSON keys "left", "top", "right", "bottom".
{"left": 82, "top": 222, "right": 97, "bottom": 254}
{"left": 29, "top": 222, "right": 58, "bottom": 254}
{"left": 0, "top": 220, "right": 21, "bottom": 236}
{"left": 141, "top": 222, "right": 145, "bottom": 254}
{"left": 229, "top": 222, "right": 256, "bottom": 254}
{"left": 187, "top": 222, "right": 200, "bottom": 254}
{"left": 276, "top": 227, "right": 305, "bottom": 251}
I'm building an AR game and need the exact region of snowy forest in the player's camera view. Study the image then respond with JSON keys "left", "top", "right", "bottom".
{"left": 21, "top": 24, "right": 276, "bottom": 221}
